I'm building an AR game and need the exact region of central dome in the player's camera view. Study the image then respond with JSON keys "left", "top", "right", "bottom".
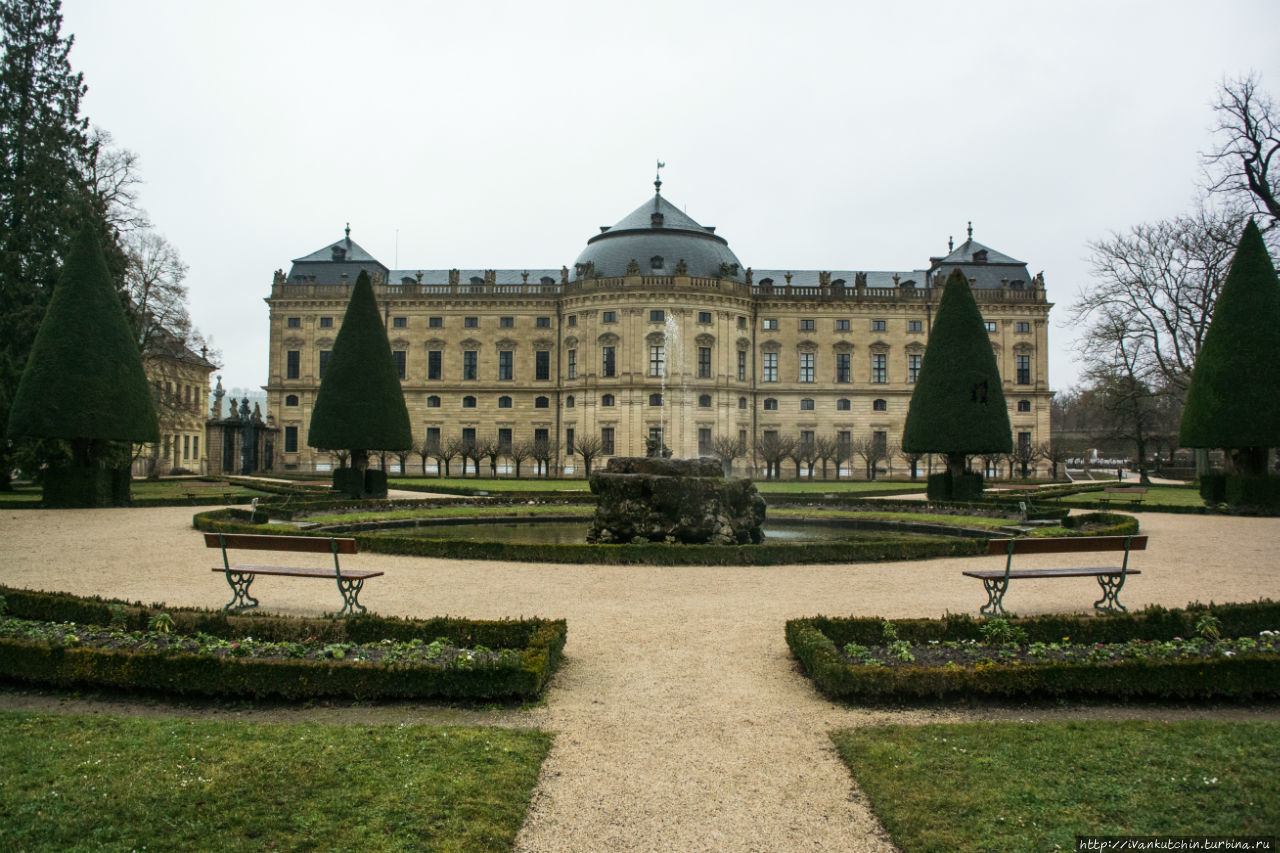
{"left": 573, "top": 191, "right": 745, "bottom": 281}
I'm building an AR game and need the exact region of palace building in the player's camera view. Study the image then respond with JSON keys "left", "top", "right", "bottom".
{"left": 264, "top": 180, "right": 1053, "bottom": 476}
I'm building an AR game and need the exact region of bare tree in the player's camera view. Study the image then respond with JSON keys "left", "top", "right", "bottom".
{"left": 786, "top": 436, "right": 807, "bottom": 479}
{"left": 832, "top": 435, "right": 853, "bottom": 479}
{"left": 901, "top": 448, "right": 924, "bottom": 480}
{"left": 413, "top": 439, "right": 434, "bottom": 475}
{"left": 813, "top": 435, "right": 836, "bottom": 479}
{"left": 531, "top": 437, "right": 553, "bottom": 478}
{"left": 394, "top": 446, "right": 411, "bottom": 476}
{"left": 1038, "top": 439, "right": 1076, "bottom": 481}
{"left": 850, "top": 435, "right": 886, "bottom": 480}
{"left": 573, "top": 434, "right": 603, "bottom": 478}
{"left": 755, "top": 433, "right": 793, "bottom": 480}
{"left": 435, "top": 435, "right": 462, "bottom": 478}
{"left": 81, "top": 129, "right": 150, "bottom": 236}
{"left": 330, "top": 449, "right": 350, "bottom": 469}
{"left": 1203, "top": 74, "right": 1280, "bottom": 231}
{"left": 508, "top": 441, "right": 532, "bottom": 479}
{"left": 710, "top": 433, "right": 743, "bottom": 476}
{"left": 1011, "top": 440, "right": 1037, "bottom": 480}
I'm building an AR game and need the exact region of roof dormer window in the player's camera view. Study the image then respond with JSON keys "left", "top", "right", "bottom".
{"left": 331, "top": 245, "right": 346, "bottom": 261}
{"left": 973, "top": 249, "right": 988, "bottom": 263}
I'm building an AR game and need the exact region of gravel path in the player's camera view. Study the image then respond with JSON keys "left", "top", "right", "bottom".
{"left": 2, "top": 507, "right": 1279, "bottom": 852}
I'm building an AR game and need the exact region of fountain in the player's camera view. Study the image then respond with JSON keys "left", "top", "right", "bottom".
{"left": 586, "top": 456, "right": 767, "bottom": 545}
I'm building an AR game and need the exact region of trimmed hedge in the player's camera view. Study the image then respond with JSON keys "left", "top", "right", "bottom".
{"left": 786, "top": 601, "right": 1280, "bottom": 702}
{"left": 0, "top": 586, "right": 565, "bottom": 702}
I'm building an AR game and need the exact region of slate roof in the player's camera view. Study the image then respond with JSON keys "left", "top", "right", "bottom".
{"left": 751, "top": 270, "right": 928, "bottom": 289}
{"left": 386, "top": 269, "right": 565, "bottom": 286}
{"left": 933, "top": 237, "right": 1024, "bottom": 266}
{"left": 292, "top": 234, "right": 384, "bottom": 264}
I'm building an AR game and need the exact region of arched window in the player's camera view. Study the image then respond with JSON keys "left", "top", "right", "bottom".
{"left": 566, "top": 395, "right": 575, "bottom": 408}
{"left": 1017, "top": 399, "right": 1031, "bottom": 412}
{"left": 873, "top": 399, "right": 887, "bottom": 411}
{"left": 836, "top": 398, "right": 851, "bottom": 411}
{"left": 649, "top": 393, "right": 663, "bottom": 406}
{"left": 535, "top": 396, "right": 550, "bottom": 408}
{"left": 462, "top": 395, "right": 476, "bottom": 408}
{"left": 427, "top": 395, "right": 441, "bottom": 408}
{"left": 800, "top": 398, "right": 815, "bottom": 410}
{"left": 498, "top": 396, "right": 512, "bottom": 408}
{"left": 602, "top": 394, "right": 615, "bottom": 407}
{"left": 698, "top": 394, "right": 711, "bottom": 408}
{"left": 763, "top": 398, "right": 778, "bottom": 411}
{"left": 738, "top": 396, "right": 747, "bottom": 409}
{"left": 285, "top": 394, "right": 299, "bottom": 407}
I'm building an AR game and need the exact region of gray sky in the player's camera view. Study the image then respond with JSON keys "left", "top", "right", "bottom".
{"left": 60, "top": 0, "right": 1280, "bottom": 394}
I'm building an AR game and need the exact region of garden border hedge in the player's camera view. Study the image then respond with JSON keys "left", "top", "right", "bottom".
{"left": 0, "top": 586, "right": 565, "bottom": 702}
{"left": 786, "top": 600, "right": 1280, "bottom": 702}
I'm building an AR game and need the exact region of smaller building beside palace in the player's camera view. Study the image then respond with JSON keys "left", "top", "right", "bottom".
{"left": 264, "top": 180, "right": 1054, "bottom": 477}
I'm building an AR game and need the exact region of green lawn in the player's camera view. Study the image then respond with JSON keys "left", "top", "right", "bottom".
{"left": 1059, "top": 484, "right": 1205, "bottom": 507}
{"left": 769, "top": 507, "right": 1013, "bottom": 528}
{"left": 832, "top": 721, "right": 1280, "bottom": 853}
{"left": 0, "top": 479, "right": 269, "bottom": 503}
{"left": 0, "top": 486, "right": 40, "bottom": 503}
{"left": 391, "top": 476, "right": 590, "bottom": 492}
{"left": 753, "top": 479, "right": 924, "bottom": 495}
{"left": 305, "top": 503, "right": 594, "bottom": 524}
{"left": 0, "top": 712, "right": 552, "bottom": 853}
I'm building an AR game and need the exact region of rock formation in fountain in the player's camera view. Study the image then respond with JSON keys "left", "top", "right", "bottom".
{"left": 587, "top": 457, "right": 767, "bottom": 545}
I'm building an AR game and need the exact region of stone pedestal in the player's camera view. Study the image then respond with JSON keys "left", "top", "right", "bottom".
{"left": 587, "top": 457, "right": 766, "bottom": 545}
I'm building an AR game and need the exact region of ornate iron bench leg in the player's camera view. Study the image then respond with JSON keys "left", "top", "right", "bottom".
{"left": 1093, "top": 573, "right": 1128, "bottom": 613}
{"left": 223, "top": 571, "right": 259, "bottom": 611}
{"left": 336, "top": 576, "right": 367, "bottom": 617}
{"left": 979, "top": 577, "right": 1008, "bottom": 616}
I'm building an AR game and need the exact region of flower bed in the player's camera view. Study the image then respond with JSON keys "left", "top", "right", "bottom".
{"left": 0, "top": 587, "right": 565, "bottom": 702}
{"left": 786, "top": 602, "right": 1280, "bottom": 702}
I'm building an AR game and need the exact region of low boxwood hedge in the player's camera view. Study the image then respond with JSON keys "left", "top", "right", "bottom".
{"left": 0, "top": 587, "right": 565, "bottom": 702}
{"left": 786, "top": 601, "right": 1280, "bottom": 702}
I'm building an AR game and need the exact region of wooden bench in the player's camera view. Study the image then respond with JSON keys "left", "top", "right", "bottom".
{"left": 204, "top": 532, "right": 382, "bottom": 616}
{"left": 1099, "top": 487, "right": 1147, "bottom": 506}
{"left": 963, "top": 535, "right": 1147, "bottom": 616}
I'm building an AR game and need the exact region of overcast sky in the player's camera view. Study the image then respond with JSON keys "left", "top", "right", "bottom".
{"left": 59, "top": 0, "right": 1280, "bottom": 394}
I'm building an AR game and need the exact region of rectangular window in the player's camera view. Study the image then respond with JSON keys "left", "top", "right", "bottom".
{"left": 762, "top": 352, "right": 777, "bottom": 382}
{"left": 873, "top": 431, "right": 887, "bottom": 456}
{"left": 985, "top": 321, "right": 998, "bottom": 333}
{"left": 567, "top": 349, "right": 577, "bottom": 379}
{"left": 463, "top": 350, "right": 478, "bottom": 380}
{"left": 499, "top": 350, "right": 514, "bottom": 380}
{"left": 567, "top": 314, "right": 577, "bottom": 327}
{"left": 426, "top": 427, "right": 440, "bottom": 450}
{"left": 394, "top": 350, "right": 406, "bottom": 380}
{"left": 603, "top": 311, "right": 617, "bottom": 323}
{"left": 800, "top": 318, "right": 815, "bottom": 331}
{"left": 500, "top": 316, "right": 514, "bottom": 328}
{"left": 285, "top": 426, "right": 298, "bottom": 453}
{"left": 836, "top": 319, "right": 850, "bottom": 331}
{"left": 800, "top": 399, "right": 815, "bottom": 411}
{"left": 1016, "top": 354, "right": 1031, "bottom": 385}
{"left": 649, "top": 345, "right": 665, "bottom": 377}
{"left": 192, "top": 436, "right": 198, "bottom": 461}
{"left": 1016, "top": 321, "right": 1031, "bottom": 333}
{"left": 908, "top": 353, "right": 921, "bottom": 383}
{"left": 602, "top": 346, "right": 616, "bottom": 377}
{"left": 872, "top": 319, "right": 886, "bottom": 331}
{"left": 698, "top": 428, "right": 711, "bottom": 455}
{"left": 393, "top": 316, "right": 407, "bottom": 328}
{"left": 908, "top": 320, "right": 923, "bottom": 332}
{"left": 738, "top": 429, "right": 747, "bottom": 453}
{"left": 536, "top": 350, "right": 550, "bottom": 381}
{"left": 737, "top": 316, "right": 747, "bottom": 329}
{"left": 318, "top": 350, "right": 330, "bottom": 379}
{"left": 801, "top": 429, "right": 814, "bottom": 445}
{"left": 737, "top": 350, "right": 747, "bottom": 381}
{"left": 762, "top": 318, "right": 778, "bottom": 331}
{"left": 872, "top": 353, "right": 887, "bottom": 383}
{"left": 601, "top": 427, "right": 615, "bottom": 455}
{"left": 320, "top": 316, "right": 333, "bottom": 328}
{"left": 428, "top": 350, "right": 442, "bottom": 380}
{"left": 463, "top": 427, "right": 476, "bottom": 444}
{"left": 464, "top": 316, "right": 478, "bottom": 328}
{"left": 534, "top": 428, "right": 548, "bottom": 445}
{"left": 286, "top": 317, "right": 301, "bottom": 328}
{"left": 565, "top": 428, "right": 574, "bottom": 456}
{"left": 183, "top": 435, "right": 190, "bottom": 460}
{"left": 649, "top": 309, "right": 664, "bottom": 323}
{"left": 429, "top": 316, "right": 443, "bottom": 328}
{"left": 499, "top": 428, "right": 512, "bottom": 451}
{"left": 1018, "top": 431, "right": 1032, "bottom": 452}
{"left": 286, "top": 350, "right": 300, "bottom": 379}
{"left": 837, "top": 430, "right": 851, "bottom": 450}
{"left": 536, "top": 316, "right": 551, "bottom": 328}
{"left": 698, "top": 346, "right": 712, "bottom": 378}
{"left": 698, "top": 311, "right": 712, "bottom": 324}
{"left": 836, "top": 352, "right": 851, "bottom": 383}
{"left": 799, "top": 352, "right": 815, "bottom": 383}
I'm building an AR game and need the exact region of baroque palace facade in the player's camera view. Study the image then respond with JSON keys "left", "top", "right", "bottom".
{"left": 265, "top": 182, "right": 1052, "bottom": 476}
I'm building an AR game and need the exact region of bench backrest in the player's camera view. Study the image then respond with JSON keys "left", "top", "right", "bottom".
{"left": 986, "top": 535, "right": 1147, "bottom": 556}
{"left": 203, "top": 532, "right": 358, "bottom": 554}
{"left": 1104, "top": 487, "right": 1147, "bottom": 494}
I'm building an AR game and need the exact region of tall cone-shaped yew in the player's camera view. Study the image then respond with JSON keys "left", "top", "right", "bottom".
{"left": 8, "top": 224, "right": 159, "bottom": 460}
{"left": 1179, "top": 220, "right": 1280, "bottom": 476}
{"left": 902, "top": 268, "right": 1012, "bottom": 478}
{"left": 307, "top": 270, "right": 412, "bottom": 480}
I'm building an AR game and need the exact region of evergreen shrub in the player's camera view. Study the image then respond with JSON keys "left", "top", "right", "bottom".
{"left": 364, "top": 469, "right": 388, "bottom": 497}
{"left": 42, "top": 467, "right": 128, "bottom": 508}
{"left": 926, "top": 471, "right": 984, "bottom": 501}
{"left": 332, "top": 468, "right": 363, "bottom": 498}
{"left": 1224, "top": 475, "right": 1280, "bottom": 509}
{"left": 1200, "top": 474, "right": 1227, "bottom": 504}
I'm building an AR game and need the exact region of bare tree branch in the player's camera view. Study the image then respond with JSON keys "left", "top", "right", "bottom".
{"left": 1202, "top": 73, "right": 1280, "bottom": 230}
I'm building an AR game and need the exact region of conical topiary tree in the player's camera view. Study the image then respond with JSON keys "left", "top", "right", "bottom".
{"left": 307, "top": 270, "right": 412, "bottom": 496}
{"left": 1179, "top": 220, "right": 1280, "bottom": 486}
{"left": 902, "top": 268, "right": 1012, "bottom": 498}
{"left": 6, "top": 224, "right": 159, "bottom": 506}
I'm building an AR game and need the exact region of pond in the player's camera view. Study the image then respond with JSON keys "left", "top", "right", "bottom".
{"left": 368, "top": 519, "right": 944, "bottom": 545}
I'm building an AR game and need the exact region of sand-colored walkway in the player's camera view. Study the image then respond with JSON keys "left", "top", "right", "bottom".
{"left": 1, "top": 507, "right": 1279, "bottom": 852}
